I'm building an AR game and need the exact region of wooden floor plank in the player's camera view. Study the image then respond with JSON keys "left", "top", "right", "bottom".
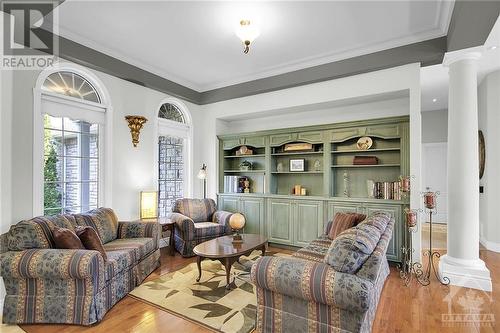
{"left": 19, "top": 247, "right": 499, "bottom": 333}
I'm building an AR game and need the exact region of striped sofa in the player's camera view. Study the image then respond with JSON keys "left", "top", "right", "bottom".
{"left": 169, "top": 198, "right": 233, "bottom": 257}
{"left": 251, "top": 212, "right": 394, "bottom": 333}
{"left": 0, "top": 208, "right": 160, "bottom": 326}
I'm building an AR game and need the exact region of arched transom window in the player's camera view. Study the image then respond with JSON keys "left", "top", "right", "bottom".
{"left": 42, "top": 71, "right": 101, "bottom": 103}
{"left": 158, "top": 103, "right": 185, "bottom": 123}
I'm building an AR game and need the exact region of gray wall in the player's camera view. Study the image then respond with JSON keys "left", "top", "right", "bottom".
{"left": 422, "top": 109, "right": 448, "bottom": 143}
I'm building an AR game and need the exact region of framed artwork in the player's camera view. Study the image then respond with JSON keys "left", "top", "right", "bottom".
{"left": 290, "top": 159, "right": 305, "bottom": 172}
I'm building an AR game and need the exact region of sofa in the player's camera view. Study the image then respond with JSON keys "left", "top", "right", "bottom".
{"left": 0, "top": 207, "right": 160, "bottom": 326}
{"left": 251, "top": 212, "right": 394, "bottom": 333}
{"left": 169, "top": 198, "right": 233, "bottom": 257}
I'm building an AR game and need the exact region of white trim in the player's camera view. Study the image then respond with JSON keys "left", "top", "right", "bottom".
{"left": 439, "top": 254, "right": 492, "bottom": 291}
{"left": 33, "top": 62, "right": 113, "bottom": 215}
{"left": 153, "top": 98, "right": 193, "bottom": 200}
{"left": 480, "top": 237, "right": 500, "bottom": 253}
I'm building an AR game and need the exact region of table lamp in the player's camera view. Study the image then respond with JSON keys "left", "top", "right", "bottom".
{"left": 140, "top": 191, "right": 158, "bottom": 219}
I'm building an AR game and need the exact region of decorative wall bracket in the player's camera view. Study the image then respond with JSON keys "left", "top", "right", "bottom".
{"left": 125, "top": 115, "right": 148, "bottom": 147}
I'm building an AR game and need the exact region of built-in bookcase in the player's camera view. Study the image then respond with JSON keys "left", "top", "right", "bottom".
{"left": 331, "top": 137, "right": 402, "bottom": 198}
{"left": 222, "top": 145, "right": 266, "bottom": 193}
{"left": 270, "top": 143, "right": 324, "bottom": 196}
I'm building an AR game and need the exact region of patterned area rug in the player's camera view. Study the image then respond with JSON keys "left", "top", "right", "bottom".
{"left": 129, "top": 250, "right": 287, "bottom": 333}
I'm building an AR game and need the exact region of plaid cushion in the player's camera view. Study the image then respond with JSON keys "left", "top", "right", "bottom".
{"left": 104, "top": 238, "right": 155, "bottom": 262}
{"left": 74, "top": 208, "right": 119, "bottom": 244}
{"left": 173, "top": 199, "right": 217, "bottom": 223}
{"left": 194, "top": 222, "right": 226, "bottom": 239}
{"left": 358, "top": 211, "right": 391, "bottom": 232}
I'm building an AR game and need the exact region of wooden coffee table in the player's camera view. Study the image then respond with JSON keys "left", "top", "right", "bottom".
{"left": 193, "top": 234, "right": 268, "bottom": 290}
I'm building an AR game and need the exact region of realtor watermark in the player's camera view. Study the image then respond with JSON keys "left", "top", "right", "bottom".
{"left": 1, "top": 0, "right": 58, "bottom": 70}
{"left": 442, "top": 286, "right": 495, "bottom": 328}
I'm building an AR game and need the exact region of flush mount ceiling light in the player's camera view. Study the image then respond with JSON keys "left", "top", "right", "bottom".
{"left": 235, "top": 19, "right": 260, "bottom": 54}
{"left": 432, "top": 98, "right": 437, "bottom": 103}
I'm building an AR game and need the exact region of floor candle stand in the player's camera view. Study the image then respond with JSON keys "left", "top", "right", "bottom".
{"left": 398, "top": 208, "right": 420, "bottom": 286}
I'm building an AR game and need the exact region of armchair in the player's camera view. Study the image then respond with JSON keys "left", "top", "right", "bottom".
{"left": 169, "top": 198, "right": 233, "bottom": 257}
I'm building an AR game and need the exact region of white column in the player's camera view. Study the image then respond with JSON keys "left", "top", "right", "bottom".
{"left": 439, "top": 50, "right": 492, "bottom": 291}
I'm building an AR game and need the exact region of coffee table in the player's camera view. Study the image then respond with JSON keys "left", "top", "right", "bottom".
{"left": 193, "top": 234, "right": 268, "bottom": 290}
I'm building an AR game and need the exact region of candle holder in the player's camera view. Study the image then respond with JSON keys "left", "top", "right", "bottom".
{"left": 398, "top": 208, "right": 422, "bottom": 286}
{"left": 414, "top": 189, "right": 449, "bottom": 286}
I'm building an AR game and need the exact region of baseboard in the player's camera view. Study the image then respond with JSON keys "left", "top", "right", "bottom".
{"left": 480, "top": 237, "right": 500, "bottom": 253}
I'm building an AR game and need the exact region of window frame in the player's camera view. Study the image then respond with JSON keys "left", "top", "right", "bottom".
{"left": 33, "top": 63, "right": 113, "bottom": 216}
{"left": 155, "top": 99, "right": 193, "bottom": 215}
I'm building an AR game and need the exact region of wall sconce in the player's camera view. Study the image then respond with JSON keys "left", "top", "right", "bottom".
{"left": 140, "top": 191, "right": 158, "bottom": 219}
{"left": 197, "top": 164, "right": 207, "bottom": 199}
{"left": 125, "top": 115, "right": 148, "bottom": 147}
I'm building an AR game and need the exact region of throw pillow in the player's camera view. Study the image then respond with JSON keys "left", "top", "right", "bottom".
{"left": 75, "top": 226, "right": 107, "bottom": 261}
{"left": 52, "top": 226, "right": 85, "bottom": 249}
{"left": 324, "top": 223, "right": 381, "bottom": 274}
{"left": 327, "top": 212, "right": 366, "bottom": 240}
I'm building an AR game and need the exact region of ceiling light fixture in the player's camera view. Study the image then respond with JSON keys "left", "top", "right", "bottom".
{"left": 432, "top": 98, "right": 437, "bottom": 103}
{"left": 235, "top": 20, "right": 260, "bottom": 54}
{"left": 488, "top": 45, "right": 498, "bottom": 50}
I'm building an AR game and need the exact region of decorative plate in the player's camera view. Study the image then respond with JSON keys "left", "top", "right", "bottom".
{"left": 357, "top": 136, "right": 373, "bottom": 150}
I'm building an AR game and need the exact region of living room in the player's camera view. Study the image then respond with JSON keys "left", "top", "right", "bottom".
{"left": 0, "top": 1, "right": 499, "bottom": 332}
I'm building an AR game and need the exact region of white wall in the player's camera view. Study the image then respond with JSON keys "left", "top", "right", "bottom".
{"left": 198, "top": 63, "right": 423, "bottom": 258}
{"left": 422, "top": 109, "right": 448, "bottom": 143}
{"left": 479, "top": 70, "right": 500, "bottom": 252}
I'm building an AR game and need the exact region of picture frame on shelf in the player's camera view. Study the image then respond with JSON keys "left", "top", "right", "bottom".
{"left": 290, "top": 159, "right": 305, "bottom": 172}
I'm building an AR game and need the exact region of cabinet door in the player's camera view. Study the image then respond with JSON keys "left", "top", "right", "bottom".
{"left": 364, "top": 203, "right": 402, "bottom": 262}
{"left": 297, "top": 131, "right": 323, "bottom": 143}
{"left": 241, "top": 197, "right": 264, "bottom": 235}
{"left": 267, "top": 199, "right": 293, "bottom": 245}
{"left": 326, "top": 201, "right": 362, "bottom": 234}
{"left": 218, "top": 196, "right": 240, "bottom": 213}
{"left": 294, "top": 200, "right": 323, "bottom": 247}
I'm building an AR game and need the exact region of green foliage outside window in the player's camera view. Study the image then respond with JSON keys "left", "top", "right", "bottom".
{"left": 43, "top": 116, "right": 61, "bottom": 215}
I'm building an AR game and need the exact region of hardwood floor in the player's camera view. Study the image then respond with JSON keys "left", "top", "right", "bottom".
{"left": 19, "top": 247, "right": 499, "bottom": 333}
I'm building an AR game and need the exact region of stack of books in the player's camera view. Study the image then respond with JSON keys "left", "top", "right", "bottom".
{"left": 373, "top": 181, "right": 402, "bottom": 200}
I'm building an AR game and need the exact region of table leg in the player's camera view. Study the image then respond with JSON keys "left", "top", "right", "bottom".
{"left": 196, "top": 256, "right": 202, "bottom": 282}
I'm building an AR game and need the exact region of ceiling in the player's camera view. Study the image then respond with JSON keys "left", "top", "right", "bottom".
{"left": 421, "top": 15, "right": 500, "bottom": 112}
{"left": 51, "top": 0, "right": 454, "bottom": 92}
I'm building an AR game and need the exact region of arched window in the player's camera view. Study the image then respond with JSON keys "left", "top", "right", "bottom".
{"left": 158, "top": 103, "right": 185, "bottom": 123}
{"left": 34, "top": 64, "right": 112, "bottom": 216}
{"left": 157, "top": 100, "right": 192, "bottom": 217}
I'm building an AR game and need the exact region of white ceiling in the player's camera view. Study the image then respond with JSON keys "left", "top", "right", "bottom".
{"left": 421, "top": 15, "right": 500, "bottom": 112}
{"left": 51, "top": 0, "right": 454, "bottom": 92}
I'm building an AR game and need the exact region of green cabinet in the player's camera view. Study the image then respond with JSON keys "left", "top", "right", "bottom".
{"left": 218, "top": 195, "right": 264, "bottom": 235}
{"left": 295, "top": 200, "right": 323, "bottom": 247}
{"left": 267, "top": 199, "right": 293, "bottom": 244}
{"left": 267, "top": 198, "right": 323, "bottom": 247}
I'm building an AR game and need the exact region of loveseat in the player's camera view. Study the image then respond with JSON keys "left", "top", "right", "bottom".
{"left": 0, "top": 208, "right": 160, "bottom": 325}
{"left": 251, "top": 212, "right": 394, "bottom": 333}
{"left": 169, "top": 198, "right": 233, "bottom": 257}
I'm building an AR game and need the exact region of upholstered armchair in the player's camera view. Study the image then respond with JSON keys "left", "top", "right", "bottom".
{"left": 169, "top": 198, "right": 233, "bottom": 257}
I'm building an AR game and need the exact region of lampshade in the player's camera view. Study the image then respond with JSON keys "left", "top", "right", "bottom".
{"left": 197, "top": 164, "right": 207, "bottom": 180}
{"left": 140, "top": 191, "right": 158, "bottom": 219}
{"left": 229, "top": 213, "right": 246, "bottom": 231}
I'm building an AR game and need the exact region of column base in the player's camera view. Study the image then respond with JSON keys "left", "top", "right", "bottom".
{"left": 439, "top": 255, "right": 492, "bottom": 291}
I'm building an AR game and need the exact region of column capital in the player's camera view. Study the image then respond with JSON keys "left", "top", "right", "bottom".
{"left": 443, "top": 46, "right": 483, "bottom": 67}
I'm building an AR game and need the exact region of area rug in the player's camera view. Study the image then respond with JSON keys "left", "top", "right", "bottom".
{"left": 129, "top": 250, "right": 288, "bottom": 333}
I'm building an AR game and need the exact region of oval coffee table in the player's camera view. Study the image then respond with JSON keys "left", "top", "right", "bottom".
{"left": 193, "top": 234, "right": 268, "bottom": 290}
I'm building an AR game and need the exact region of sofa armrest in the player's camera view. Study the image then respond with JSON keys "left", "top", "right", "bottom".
{"left": 0, "top": 249, "right": 104, "bottom": 281}
{"left": 169, "top": 212, "right": 195, "bottom": 239}
{"left": 117, "top": 221, "right": 160, "bottom": 243}
{"left": 212, "top": 210, "right": 233, "bottom": 232}
{"left": 251, "top": 256, "right": 374, "bottom": 312}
